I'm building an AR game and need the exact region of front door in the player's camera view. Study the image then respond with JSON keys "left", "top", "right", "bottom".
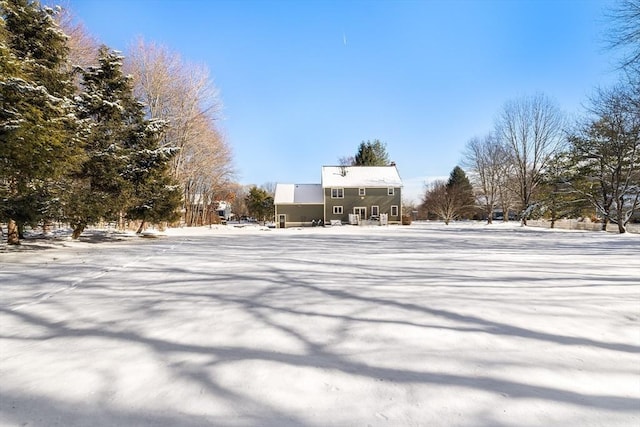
{"left": 354, "top": 207, "right": 366, "bottom": 221}
{"left": 278, "top": 214, "right": 286, "bottom": 228}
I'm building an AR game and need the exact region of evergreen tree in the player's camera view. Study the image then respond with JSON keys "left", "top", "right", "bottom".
{"left": 567, "top": 85, "right": 640, "bottom": 233}
{"left": 420, "top": 167, "right": 475, "bottom": 224}
{"left": 0, "top": 0, "right": 82, "bottom": 243}
{"left": 125, "top": 119, "right": 181, "bottom": 232}
{"left": 353, "top": 140, "right": 391, "bottom": 166}
{"left": 446, "top": 166, "right": 475, "bottom": 219}
{"left": 538, "top": 152, "right": 588, "bottom": 228}
{"left": 245, "top": 186, "right": 274, "bottom": 224}
{"left": 68, "top": 46, "right": 180, "bottom": 238}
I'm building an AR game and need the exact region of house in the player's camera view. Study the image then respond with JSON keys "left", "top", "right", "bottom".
{"left": 274, "top": 165, "right": 403, "bottom": 228}
{"left": 215, "top": 201, "right": 233, "bottom": 221}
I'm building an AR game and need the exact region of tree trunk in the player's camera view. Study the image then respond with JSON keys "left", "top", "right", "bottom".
{"left": 7, "top": 219, "right": 20, "bottom": 245}
{"left": 136, "top": 219, "right": 146, "bottom": 234}
{"left": 72, "top": 223, "right": 86, "bottom": 239}
{"left": 601, "top": 218, "right": 608, "bottom": 231}
{"left": 118, "top": 211, "right": 125, "bottom": 231}
{"left": 550, "top": 219, "right": 555, "bottom": 229}
{"left": 616, "top": 196, "right": 627, "bottom": 234}
{"left": 501, "top": 201, "right": 509, "bottom": 222}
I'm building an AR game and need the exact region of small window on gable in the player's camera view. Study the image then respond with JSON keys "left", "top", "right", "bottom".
{"left": 388, "top": 187, "right": 395, "bottom": 196}
{"left": 333, "top": 206, "right": 343, "bottom": 215}
{"left": 359, "top": 188, "right": 366, "bottom": 196}
{"left": 331, "top": 188, "right": 344, "bottom": 198}
{"left": 391, "top": 205, "right": 399, "bottom": 216}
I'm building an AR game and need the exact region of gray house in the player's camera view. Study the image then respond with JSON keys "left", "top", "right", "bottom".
{"left": 274, "top": 165, "right": 403, "bottom": 228}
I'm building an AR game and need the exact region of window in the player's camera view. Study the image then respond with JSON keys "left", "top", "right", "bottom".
{"left": 333, "top": 206, "right": 343, "bottom": 215}
{"left": 358, "top": 188, "right": 366, "bottom": 196}
{"left": 387, "top": 187, "right": 395, "bottom": 196}
{"left": 391, "top": 205, "right": 399, "bottom": 216}
{"left": 331, "top": 188, "right": 344, "bottom": 198}
{"left": 371, "top": 205, "right": 379, "bottom": 217}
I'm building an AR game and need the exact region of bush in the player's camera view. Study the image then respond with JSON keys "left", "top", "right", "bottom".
{"left": 401, "top": 215, "right": 412, "bottom": 225}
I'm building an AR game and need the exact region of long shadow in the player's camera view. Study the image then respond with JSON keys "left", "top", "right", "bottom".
{"left": 2, "top": 227, "right": 639, "bottom": 425}
{"left": 0, "top": 391, "right": 300, "bottom": 427}
{"left": 270, "top": 268, "right": 640, "bottom": 355}
{"left": 2, "top": 307, "right": 639, "bottom": 413}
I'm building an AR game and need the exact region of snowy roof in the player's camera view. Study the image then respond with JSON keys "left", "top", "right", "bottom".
{"left": 274, "top": 184, "right": 323, "bottom": 204}
{"left": 321, "top": 165, "right": 402, "bottom": 188}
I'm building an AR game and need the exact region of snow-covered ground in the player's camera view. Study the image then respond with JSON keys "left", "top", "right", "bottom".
{"left": 1, "top": 222, "right": 639, "bottom": 426}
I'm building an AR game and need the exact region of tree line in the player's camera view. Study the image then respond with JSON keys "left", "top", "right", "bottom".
{"left": 420, "top": 1, "right": 639, "bottom": 234}
{"left": 1, "top": 0, "right": 234, "bottom": 244}
{"left": 421, "top": 84, "right": 638, "bottom": 234}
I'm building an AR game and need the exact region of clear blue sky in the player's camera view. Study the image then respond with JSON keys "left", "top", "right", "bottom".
{"left": 66, "top": 0, "right": 620, "bottom": 203}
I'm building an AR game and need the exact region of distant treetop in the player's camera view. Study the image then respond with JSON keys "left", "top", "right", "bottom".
{"left": 345, "top": 139, "right": 392, "bottom": 166}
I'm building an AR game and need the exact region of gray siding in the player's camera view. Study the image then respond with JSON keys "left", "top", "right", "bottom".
{"left": 275, "top": 204, "right": 324, "bottom": 227}
{"left": 324, "top": 187, "right": 402, "bottom": 223}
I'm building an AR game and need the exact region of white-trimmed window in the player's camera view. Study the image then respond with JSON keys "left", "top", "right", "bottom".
{"left": 333, "top": 206, "right": 343, "bottom": 215}
{"left": 358, "top": 188, "right": 366, "bottom": 196}
{"left": 371, "top": 205, "right": 379, "bottom": 217}
{"left": 391, "top": 205, "right": 399, "bottom": 216}
{"left": 331, "top": 188, "right": 344, "bottom": 198}
{"left": 387, "top": 187, "right": 395, "bottom": 196}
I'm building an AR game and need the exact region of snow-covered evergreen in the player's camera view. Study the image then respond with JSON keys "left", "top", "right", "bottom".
{"left": 68, "top": 46, "right": 180, "bottom": 237}
{"left": 1, "top": 0, "right": 82, "bottom": 244}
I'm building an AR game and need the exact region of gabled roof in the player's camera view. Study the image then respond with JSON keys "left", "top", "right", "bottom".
{"left": 274, "top": 184, "right": 323, "bottom": 204}
{"left": 321, "top": 165, "right": 402, "bottom": 188}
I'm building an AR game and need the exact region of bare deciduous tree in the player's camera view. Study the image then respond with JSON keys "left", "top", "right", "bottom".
{"left": 463, "top": 133, "right": 508, "bottom": 224}
{"left": 420, "top": 179, "right": 468, "bottom": 225}
{"left": 495, "top": 93, "right": 565, "bottom": 225}
{"left": 55, "top": 5, "right": 99, "bottom": 70}
{"left": 607, "top": 0, "right": 640, "bottom": 74}
{"left": 125, "top": 39, "right": 234, "bottom": 226}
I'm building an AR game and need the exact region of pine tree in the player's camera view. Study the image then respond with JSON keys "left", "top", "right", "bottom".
{"left": 446, "top": 166, "right": 475, "bottom": 219}
{"left": 125, "top": 119, "right": 181, "bottom": 232}
{"left": 538, "top": 152, "right": 588, "bottom": 228}
{"left": 1, "top": 0, "right": 82, "bottom": 243}
{"left": 567, "top": 85, "right": 640, "bottom": 233}
{"left": 353, "top": 140, "right": 391, "bottom": 166}
{"left": 245, "top": 186, "right": 274, "bottom": 224}
{"left": 67, "top": 46, "right": 180, "bottom": 238}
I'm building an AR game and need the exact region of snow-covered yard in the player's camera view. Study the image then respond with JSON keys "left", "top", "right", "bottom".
{"left": 1, "top": 222, "right": 639, "bottom": 426}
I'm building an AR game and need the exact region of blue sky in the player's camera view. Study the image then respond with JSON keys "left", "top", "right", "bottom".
{"left": 66, "top": 0, "right": 621, "bottom": 203}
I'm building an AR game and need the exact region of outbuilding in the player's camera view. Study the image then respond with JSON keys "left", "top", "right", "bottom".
{"left": 274, "top": 184, "right": 324, "bottom": 228}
